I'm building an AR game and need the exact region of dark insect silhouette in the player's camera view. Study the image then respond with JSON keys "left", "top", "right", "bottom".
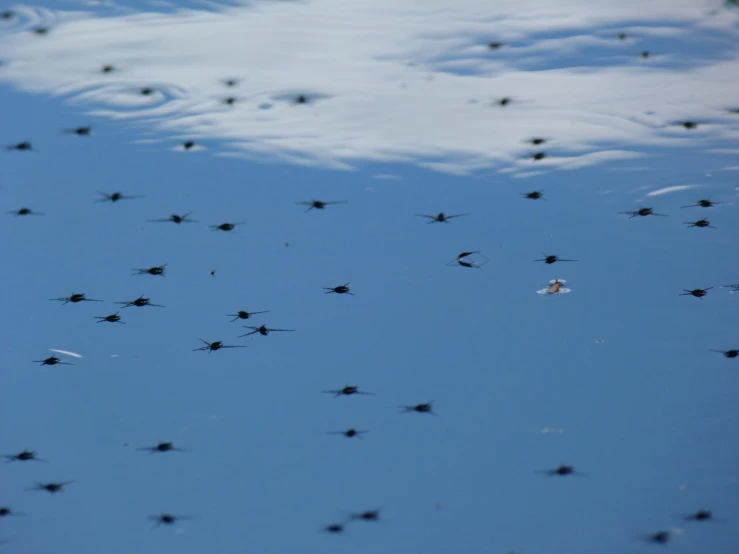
{"left": 193, "top": 339, "right": 247, "bottom": 353}
{"left": 227, "top": 310, "right": 269, "bottom": 322}
{"left": 324, "top": 283, "right": 353, "bottom": 295}
{"left": 529, "top": 137, "right": 547, "bottom": 145}
{"left": 7, "top": 207, "right": 43, "bottom": 216}
{"left": 133, "top": 264, "right": 167, "bottom": 276}
{"left": 684, "top": 510, "right": 715, "bottom": 522}
{"left": 350, "top": 509, "right": 382, "bottom": 522}
{"left": 728, "top": 107, "right": 739, "bottom": 114}
{"left": 6, "top": 141, "right": 36, "bottom": 152}
{"left": 223, "top": 79, "right": 238, "bottom": 87}
{"left": 324, "top": 523, "right": 345, "bottom": 534}
{"left": 523, "top": 191, "right": 543, "bottom": 199}
{"left": 1, "top": 10, "right": 15, "bottom": 19}
{"left": 182, "top": 141, "right": 196, "bottom": 150}
{"left": 322, "top": 385, "right": 374, "bottom": 398}
{"left": 682, "top": 199, "right": 721, "bottom": 208}
{"left": 617, "top": 32, "right": 627, "bottom": 40}
{"left": 677, "top": 120, "right": 698, "bottom": 129}
{"left": 147, "top": 213, "right": 196, "bottom": 224}
{"left": 27, "top": 481, "right": 73, "bottom": 494}
{"left": 4, "top": 450, "right": 47, "bottom": 463}
{"left": 531, "top": 151, "right": 547, "bottom": 161}
{"left": 415, "top": 212, "right": 470, "bottom": 223}
{"left": 137, "top": 442, "right": 189, "bottom": 454}
{"left": 641, "top": 530, "right": 671, "bottom": 545}
{"left": 32, "top": 27, "right": 49, "bottom": 36}
{"left": 680, "top": 288, "right": 712, "bottom": 298}
{"left": 297, "top": 199, "right": 347, "bottom": 212}
{"left": 95, "top": 312, "right": 125, "bottom": 324}
{"left": 294, "top": 94, "right": 309, "bottom": 104}
{"left": 710, "top": 349, "right": 737, "bottom": 358}
{"left": 222, "top": 96, "right": 238, "bottom": 106}
{"left": 488, "top": 42, "right": 504, "bottom": 49}
{"left": 114, "top": 295, "right": 165, "bottom": 308}
{"left": 239, "top": 324, "right": 295, "bottom": 337}
{"left": 684, "top": 219, "right": 715, "bottom": 228}
{"left": 495, "top": 97, "right": 513, "bottom": 106}
{"left": 50, "top": 293, "right": 103, "bottom": 305}
{"left": 149, "top": 513, "right": 196, "bottom": 527}
{"left": 447, "top": 251, "right": 489, "bottom": 268}
{"left": 96, "top": 191, "right": 144, "bottom": 203}
{"left": 399, "top": 402, "right": 435, "bottom": 414}
{"left": 722, "top": 283, "right": 739, "bottom": 292}
{"left": 0, "top": 507, "right": 24, "bottom": 518}
{"left": 640, "top": 50, "right": 651, "bottom": 58}
{"left": 101, "top": 64, "right": 115, "bottom": 73}
{"left": 210, "top": 222, "right": 243, "bottom": 231}
{"left": 33, "top": 355, "right": 74, "bottom": 367}
{"left": 534, "top": 254, "right": 578, "bottom": 265}
{"left": 618, "top": 207, "right": 666, "bottom": 218}
{"left": 140, "top": 87, "right": 154, "bottom": 96}
{"left": 538, "top": 465, "right": 588, "bottom": 477}
{"left": 328, "top": 428, "right": 368, "bottom": 439}
{"left": 64, "top": 126, "right": 91, "bottom": 136}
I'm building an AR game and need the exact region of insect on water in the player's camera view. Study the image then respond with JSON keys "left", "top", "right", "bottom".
{"left": 537, "top": 279, "right": 571, "bottom": 295}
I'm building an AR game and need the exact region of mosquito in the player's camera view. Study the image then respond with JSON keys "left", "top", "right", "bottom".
{"left": 6, "top": 141, "right": 37, "bottom": 152}
{"left": 26, "top": 481, "right": 73, "bottom": 494}
{"left": 349, "top": 509, "right": 382, "bottom": 522}
{"left": 140, "top": 87, "right": 154, "bottom": 96}
{"left": 640, "top": 530, "right": 671, "bottom": 545}
{"left": 617, "top": 32, "right": 627, "bottom": 40}
{"left": 64, "top": 126, "right": 92, "bottom": 136}
{"left": 676, "top": 120, "right": 699, "bottom": 129}
{"left": 137, "top": 442, "right": 189, "bottom": 454}
{"left": 534, "top": 254, "right": 578, "bottom": 265}
{"left": 529, "top": 137, "right": 547, "bottom": 145}
{"left": 239, "top": 324, "right": 295, "bottom": 338}
{"left": 328, "top": 428, "right": 368, "bottom": 439}
{"left": 296, "top": 199, "right": 348, "bottom": 212}
{"left": 523, "top": 191, "right": 544, "bottom": 199}
{"left": 538, "top": 465, "right": 588, "bottom": 477}
{"left": 147, "top": 213, "right": 196, "bottom": 224}
{"left": 33, "top": 27, "right": 49, "bottom": 36}
{"left": 415, "top": 212, "right": 470, "bottom": 223}
{"left": 133, "top": 264, "right": 167, "bottom": 276}
{"left": 115, "top": 295, "right": 164, "bottom": 308}
{"left": 223, "top": 79, "right": 239, "bottom": 87}
{"left": 447, "top": 252, "right": 489, "bottom": 268}
{"left": 683, "top": 510, "right": 717, "bottom": 522}
{"left": 94, "top": 312, "right": 125, "bottom": 324}
{"left": 537, "top": 279, "right": 571, "bottom": 295}
{"left": 210, "top": 222, "right": 243, "bottom": 231}
{"left": 494, "top": 97, "right": 513, "bottom": 107}
{"left": 227, "top": 310, "right": 269, "bottom": 322}
{"left": 681, "top": 199, "right": 721, "bottom": 208}
{"left": 96, "top": 191, "right": 145, "bottom": 203}
{"left": 7, "top": 207, "right": 43, "bottom": 216}
{"left": 324, "top": 283, "right": 353, "bottom": 295}
{"left": 182, "top": 141, "right": 196, "bottom": 150}
{"left": 618, "top": 207, "right": 667, "bottom": 218}
{"left": 50, "top": 293, "right": 103, "bottom": 305}
{"left": 193, "top": 339, "right": 247, "bottom": 353}
{"left": 640, "top": 50, "right": 651, "bottom": 59}
{"left": 149, "top": 514, "right": 197, "bottom": 527}
{"left": 322, "top": 385, "right": 374, "bottom": 398}
{"left": 710, "top": 349, "right": 737, "bottom": 358}
{"left": 33, "top": 355, "right": 74, "bottom": 366}
{"left": 294, "top": 95, "right": 309, "bottom": 104}
{"left": 399, "top": 402, "right": 436, "bottom": 415}
{"left": 0, "top": 507, "right": 24, "bottom": 518}
{"left": 4, "top": 450, "right": 47, "bottom": 463}
{"left": 680, "top": 288, "right": 712, "bottom": 298}
{"left": 324, "top": 523, "right": 345, "bottom": 534}
{"left": 531, "top": 151, "right": 547, "bottom": 161}
{"left": 684, "top": 219, "right": 716, "bottom": 228}
{"left": 101, "top": 64, "right": 115, "bottom": 73}
{"left": 488, "top": 42, "right": 504, "bottom": 49}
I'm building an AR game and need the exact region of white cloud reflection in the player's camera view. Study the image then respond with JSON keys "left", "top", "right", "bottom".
{"left": 0, "top": 0, "right": 738, "bottom": 175}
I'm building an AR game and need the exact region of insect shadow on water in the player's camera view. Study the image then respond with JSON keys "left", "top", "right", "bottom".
{"left": 96, "top": 191, "right": 145, "bottom": 203}
{"left": 523, "top": 191, "right": 544, "bottom": 200}
{"left": 133, "top": 264, "right": 167, "bottom": 277}
{"left": 149, "top": 514, "right": 197, "bottom": 528}
{"left": 4, "top": 450, "right": 47, "bottom": 463}
{"left": 683, "top": 510, "right": 720, "bottom": 522}
{"left": 618, "top": 207, "right": 667, "bottom": 218}
{"left": 322, "top": 385, "right": 374, "bottom": 398}
{"left": 348, "top": 509, "right": 383, "bottom": 523}
{"left": 50, "top": 293, "right": 103, "bottom": 305}
{"left": 137, "top": 442, "right": 189, "bottom": 454}
{"left": 324, "top": 283, "right": 353, "bottom": 295}
{"left": 537, "top": 279, "right": 571, "bottom": 295}
{"left": 227, "top": 310, "right": 269, "bottom": 322}
{"left": 323, "top": 523, "right": 346, "bottom": 534}
{"left": 7, "top": 207, "right": 43, "bottom": 217}
{"left": 6, "top": 141, "right": 38, "bottom": 152}
{"left": 534, "top": 254, "right": 578, "bottom": 265}
{"left": 297, "top": 199, "right": 347, "bottom": 212}
{"left": 193, "top": 340, "right": 247, "bottom": 353}
{"left": 239, "top": 324, "right": 295, "bottom": 338}
{"left": 682, "top": 199, "right": 721, "bottom": 208}
{"left": 33, "top": 355, "right": 74, "bottom": 366}
{"left": 64, "top": 126, "right": 92, "bottom": 136}
{"left": 415, "top": 212, "right": 470, "bottom": 223}
{"left": 537, "top": 465, "right": 588, "bottom": 477}
{"left": 679, "top": 288, "right": 712, "bottom": 298}
{"left": 399, "top": 402, "right": 436, "bottom": 415}
{"left": 115, "top": 295, "right": 164, "bottom": 308}
{"left": 683, "top": 219, "right": 716, "bottom": 228}
{"left": 327, "top": 428, "right": 368, "bottom": 439}
{"left": 638, "top": 530, "right": 671, "bottom": 545}
{"left": 147, "top": 213, "right": 196, "bottom": 225}
{"left": 95, "top": 312, "right": 125, "bottom": 324}
{"left": 26, "top": 481, "right": 73, "bottom": 494}
{"left": 210, "top": 222, "right": 244, "bottom": 231}
{"left": 710, "top": 349, "right": 737, "bottom": 358}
